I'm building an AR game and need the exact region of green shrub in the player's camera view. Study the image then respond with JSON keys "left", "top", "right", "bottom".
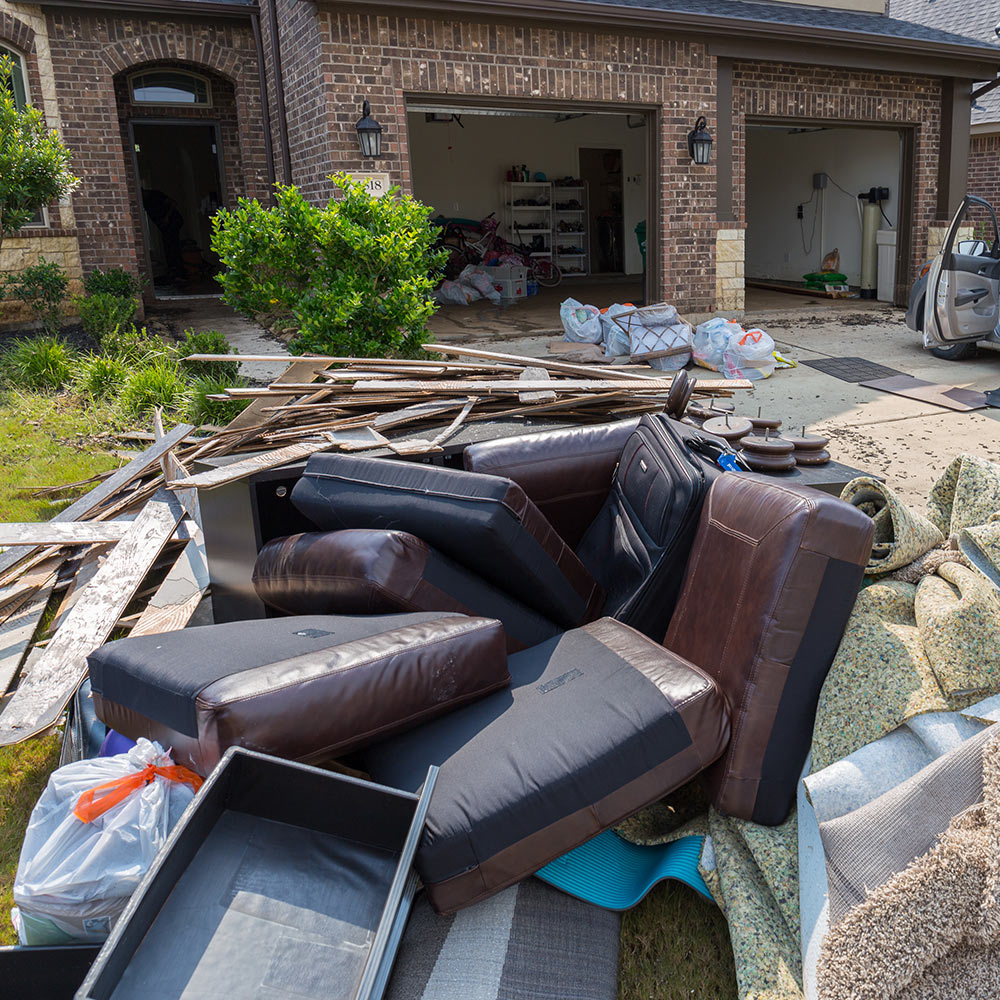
{"left": 1, "top": 259, "right": 69, "bottom": 335}
{"left": 176, "top": 328, "right": 239, "bottom": 381}
{"left": 75, "top": 353, "right": 128, "bottom": 400}
{"left": 84, "top": 267, "right": 144, "bottom": 299}
{"left": 119, "top": 356, "right": 189, "bottom": 418}
{"left": 101, "top": 322, "right": 165, "bottom": 363}
{"left": 0, "top": 334, "right": 75, "bottom": 390}
{"left": 211, "top": 173, "right": 447, "bottom": 358}
{"left": 187, "top": 374, "right": 250, "bottom": 426}
{"left": 76, "top": 292, "right": 138, "bottom": 344}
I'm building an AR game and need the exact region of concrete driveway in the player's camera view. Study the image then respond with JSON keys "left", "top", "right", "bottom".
{"left": 467, "top": 303, "right": 1000, "bottom": 505}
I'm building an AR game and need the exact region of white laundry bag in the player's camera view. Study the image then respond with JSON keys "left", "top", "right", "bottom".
{"left": 560, "top": 298, "right": 603, "bottom": 344}
{"left": 12, "top": 738, "right": 200, "bottom": 945}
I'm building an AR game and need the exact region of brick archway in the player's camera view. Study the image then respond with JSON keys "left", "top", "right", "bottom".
{"left": 0, "top": 12, "right": 34, "bottom": 53}
{"left": 99, "top": 35, "right": 242, "bottom": 82}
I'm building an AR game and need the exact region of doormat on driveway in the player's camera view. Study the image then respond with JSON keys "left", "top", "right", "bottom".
{"left": 800, "top": 357, "right": 907, "bottom": 382}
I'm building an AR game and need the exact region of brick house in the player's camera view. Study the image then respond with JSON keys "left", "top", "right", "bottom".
{"left": 889, "top": 0, "right": 1000, "bottom": 214}
{"left": 1, "top": 0, "right": 999, "bottom": 323}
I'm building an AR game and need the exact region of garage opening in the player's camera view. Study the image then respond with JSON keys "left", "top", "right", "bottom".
{"left": 745, "top": 124, "right": 906, "bottom": 310}
{"left": 406, "top": 102, "right": 649, "bottom": 338}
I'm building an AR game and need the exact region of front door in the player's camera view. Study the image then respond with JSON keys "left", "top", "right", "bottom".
{"left": 926, "top": 194, "right": 1000, "bottom": 345}
{"left": 131, "top": 121, "right": 225, "bottom": 296}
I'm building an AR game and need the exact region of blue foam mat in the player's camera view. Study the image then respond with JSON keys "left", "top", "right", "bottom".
{"left": 535, "top": 830, "right": 713, "bottom": 910}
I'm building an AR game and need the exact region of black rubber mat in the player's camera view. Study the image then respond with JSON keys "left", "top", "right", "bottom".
{"left": 800, "top": 357, "right": 906, "bottom": 383}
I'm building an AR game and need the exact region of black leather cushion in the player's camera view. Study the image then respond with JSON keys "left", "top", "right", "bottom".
{"left": 291, "top": 454, "right": 603, "bottom": 628}
{"left": 253, "top": 530, "right": 561, "bottom": 652}
{"left": 88, "top": 613, "right": 510, "bottom": 775}
{"left": 362, "top": 617, "right": 730, "bottom": 913}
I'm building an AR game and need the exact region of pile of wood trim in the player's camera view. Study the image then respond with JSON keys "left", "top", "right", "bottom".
{"left": 0, "top": 346, "right": 750, "bottom": 748}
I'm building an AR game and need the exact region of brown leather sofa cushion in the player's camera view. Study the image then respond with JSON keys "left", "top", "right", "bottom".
{"left": 462, "top": 419, "right": 639, "bottom": 548}
{"left": 363, "top": 617, "right": 730, "bottom": 913}
{"left": 88, "top": 612, "right": 510, "bottom": 776}
{"left": 252, "top": 529, "right": 561, "bottom": 652}
{"left": 664, "top": 474, "right": 875, "bottom": 825}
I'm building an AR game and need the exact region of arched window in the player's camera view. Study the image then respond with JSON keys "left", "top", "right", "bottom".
{"left": 130, "top": 69, "right": 211, "bottom": 107}
{"left": 0, "top": 44, "right": 28, "bottom": 109}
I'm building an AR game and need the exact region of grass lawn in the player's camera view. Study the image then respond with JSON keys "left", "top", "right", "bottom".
{"left": 0, "top": 389, "right": 123, "bottom": 946}
{"left": 0, "top": 390, "right": 739, "bottom": 999}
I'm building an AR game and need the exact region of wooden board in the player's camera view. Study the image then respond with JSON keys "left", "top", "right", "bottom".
{"left": 349, "top": 377, "right": 735, "bottom": 394}
{"left": 0, "top": 522, "right": 130, "bottom": 545}
{"left": 0, "top": 583, "right": 56, "bottom": 697}
{"left": 0, "top": 423, "right": 193, "bottom": 578}
{"left": 222, "top": 359, "right": 329, "bottom": 433}
{"left": 174, "top": 439, "right": 335, "bottom": 492}
{"left": 422, "top": 343, "right": 653, "bottom": 380}
{"left": 0, "top": 490, "right": 186, "bottom": 745}
{"left": 128, "top": 522, "right": 210, "bottom": 638}
{"left": 860, "top": 375, "right": 988, "bottom": 412}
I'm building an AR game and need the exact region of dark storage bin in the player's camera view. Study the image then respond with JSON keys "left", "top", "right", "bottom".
{"left": 76, "top": 748, "right": 436, "bottom": 1000}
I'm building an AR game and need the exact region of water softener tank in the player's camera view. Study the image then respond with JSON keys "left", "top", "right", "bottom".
{"left": 858, "top": 186, "right": 888, "bottom": 300}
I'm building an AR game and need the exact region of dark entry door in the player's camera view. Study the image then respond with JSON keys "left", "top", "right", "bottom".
{"left": 131, "top": 121, "right": 224, "bottom": 295}
{"left": 579, "top": 147, "right": 624, "bottom": 273}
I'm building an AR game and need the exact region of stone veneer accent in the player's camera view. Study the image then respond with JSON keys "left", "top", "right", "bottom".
{"left": 715, "top": 229, "right": 746, "bottom": 313}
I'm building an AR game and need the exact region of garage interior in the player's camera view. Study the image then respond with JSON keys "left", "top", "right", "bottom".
{"left": 745, "top": 124, "right": 905, "bottom": 310}
{"left": 407, "top": 104, "right": 647, "bottom": 336}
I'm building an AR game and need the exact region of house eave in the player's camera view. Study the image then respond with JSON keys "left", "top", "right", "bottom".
{"left": 38, "top": 0, "right": 258, "bottom": 18}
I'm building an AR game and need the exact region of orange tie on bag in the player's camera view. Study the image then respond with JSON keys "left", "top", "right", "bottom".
{"left": 74, "top": 763, "right": 203, "bottom": 823}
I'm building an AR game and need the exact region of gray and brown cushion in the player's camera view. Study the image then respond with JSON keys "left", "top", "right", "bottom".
{"left": 88, "top": 612, "right": 510, "bottom": 776}
{"left": 664, "top": 474, "right": 875, "bottom": 825}
{"left": 362, "top": 617, "right": 730, "bottom": 913}
{"left": 290, "top": 454, "right": 603, "bottom": 628}
{"left": 252, "top": 529, "right": 561, "bottom": 653}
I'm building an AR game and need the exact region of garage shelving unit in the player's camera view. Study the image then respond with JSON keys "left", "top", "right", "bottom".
{"left": 504, "top": 181, "right": 553, "bottom": 266}
{"left": 552, "top": 181, "right": 589, "bottom": 278}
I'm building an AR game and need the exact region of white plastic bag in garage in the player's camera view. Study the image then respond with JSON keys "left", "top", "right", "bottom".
{"left": 12, "top": 738, "right": 200, "bottom": 944}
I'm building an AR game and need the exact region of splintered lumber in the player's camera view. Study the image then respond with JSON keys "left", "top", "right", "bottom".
{"left": 0, "top": 423, "right": 194, "bottom": 579}
{"left": 519, "top": 367, "right": 557, "bottom": 403}
{"left": 0, "top": 582, "right": 57, "bottom": 697}
{"left": 382, "top": 396, "right": 479, "bottom": 456}
{"left": 0, "top": 522, "right": 131, "bottom": 546}
{"left": 0, "top": 555, "right": 64, "bottom": 621}
{"left": 222, "top": 359, "right": 330, "bottom": 432}
{"left": 422, "top": 343, "right": 654, "bottom": 380}
{"left": 351, "top": 377, "right": 702, "bottom": 393}
{"left": 173, "top": 439, "right": 335, "bottom": 492}
{"left": 0, "top": 490, "right": 186, "bottom": 745}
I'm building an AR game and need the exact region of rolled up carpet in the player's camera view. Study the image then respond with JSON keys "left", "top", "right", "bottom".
{"left": 841, "top": 477, "right": 944, "bottom": 575}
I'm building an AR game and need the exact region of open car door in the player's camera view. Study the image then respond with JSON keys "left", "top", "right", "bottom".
{"left": 925, "top": 195, "right": 1000, "bottom": 348}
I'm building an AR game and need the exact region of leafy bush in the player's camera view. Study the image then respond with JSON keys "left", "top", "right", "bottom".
{"left": 176, "top": 328, "right": 239, "bottom": 381}
{"left": 1, "top": 259, "right": 69, "bottom": 335}
{"left": 84, "top": 267, "right": 144, "bottom": 299}
{"left": 75, "top": 354, "right": 128, "bottom": 400}
{"left": 187, "top": 375, "right": 250, "bottom": 427}
{"left": 119, "top": 356, "right": 189, "bottom": 418}
{"left": 1, "top": 335, "right": 75, "bottom": 390}
{"left": 211, "top": 174, "right": 447, "bottom": 358}
{"left": 0, "top": 54, "right": 78, "bottom": 252}
{"left": 76, "top": 292, "right": 137, "bottom": 344}
{"left": 101, "top": 323, "right": 165, "bottom": 363}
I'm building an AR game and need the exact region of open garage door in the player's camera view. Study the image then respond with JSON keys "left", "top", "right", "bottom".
{"left": 406, "top": 100, "right": 650, "bottom": 339}
{"left": 745, "top": 123, "right": 911, "bottom": 310}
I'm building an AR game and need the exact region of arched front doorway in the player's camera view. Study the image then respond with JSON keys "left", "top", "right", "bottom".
{"left": 115, "top": 63, "right": 241, "bottom": 297}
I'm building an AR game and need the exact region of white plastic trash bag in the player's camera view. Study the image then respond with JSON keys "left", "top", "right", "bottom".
{"left": 600, "top": 304, "right": 633, "bottom": 357}
{"left": 12, "top": 739, "right": 200, "bottom": 945}
{"left": 560, "top": 298, "right": 603, "bottom": 344}
{"left": 620, "top": 303, "right": 692, "bottom": 371}
{"left": 459, "top": 265, "right": 502, "bottom": 305}
{"left": 693, "top": 317, "right": 742, "bottom": 372}
{"left": 723, "top": 326, "right": 776, "bottom": 381}
{"left": 436, "top": 279, "right": 481, "bottom": 306}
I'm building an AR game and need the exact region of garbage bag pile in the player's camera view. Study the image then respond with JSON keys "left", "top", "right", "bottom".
{"left": 435, "top": 265, "right": 502, "bottom": 306}
{"left": 560, "top": 299, "right": 779, "bottom": 380}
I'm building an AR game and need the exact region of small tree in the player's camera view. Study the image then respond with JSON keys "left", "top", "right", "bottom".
{"left": 0, "top": 54, "right": 78, "bottom": 254}
{"left": 211, "top": 174, "right": 447, "bottom": 358}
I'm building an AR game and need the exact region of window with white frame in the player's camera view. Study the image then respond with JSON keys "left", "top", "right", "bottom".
{"left": 130, "top": 69, "right": 212, "bottom": 107}
{"left": 2, "top": 44, "right": 46, "bottom": 227}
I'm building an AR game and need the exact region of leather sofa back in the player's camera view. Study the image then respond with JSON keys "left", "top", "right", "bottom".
{"left": 664, "top": 474, "right": 874, "bottom": 825}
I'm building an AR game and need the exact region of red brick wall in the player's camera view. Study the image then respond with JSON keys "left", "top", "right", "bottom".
{"left": 968, "top": 133, "right": 1000, "bottom": 209}
{"left": 732, "top": 61, "right": 944, "bottom": 290}
{"left": 43, "top": 13, "right": 269, "bottom": 283}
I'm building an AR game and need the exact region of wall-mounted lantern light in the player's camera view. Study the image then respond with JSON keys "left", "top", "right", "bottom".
{"left": 356, "top": 99, "right": 383, "bottom": 158}
{"left": 687, "top": 115, "right": 712, "bottom": 165}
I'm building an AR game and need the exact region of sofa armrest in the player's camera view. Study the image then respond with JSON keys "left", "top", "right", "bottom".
{"left": 462, "top": 418, "right": 639, "bottom": 549}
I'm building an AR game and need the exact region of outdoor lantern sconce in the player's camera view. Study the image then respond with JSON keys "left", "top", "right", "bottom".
{"left": 356, "top": 99, "right": 383, "bottom": 158}
{"left": 688, "top": 116, "right": 712, "bottom": 165}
